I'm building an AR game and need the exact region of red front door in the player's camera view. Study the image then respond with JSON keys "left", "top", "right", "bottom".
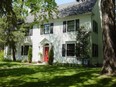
{"left": 44, "top": 47, "right": 49, "bottom": 62}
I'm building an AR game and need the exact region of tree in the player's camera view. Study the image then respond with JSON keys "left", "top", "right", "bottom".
{"left": 76, "top": 26, "right": 90, "bottom": 65}
{"left": 28, "top": 47, "right": 32, "bottom": 63}
{"left": 0, "top": 0, "right": 57, "bottom": 61}
{"left": 48, "top": 46, "right": 54, "bottom": 65}
{"left": 76, "top": 26, "right": 90, "bottom": 58}
{"left": 101, "top": 0, "right": 116, "bottom": 75}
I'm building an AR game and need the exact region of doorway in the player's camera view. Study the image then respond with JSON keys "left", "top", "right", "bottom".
{"left": 44, "top": 44, "right": 49, "bottom": 62}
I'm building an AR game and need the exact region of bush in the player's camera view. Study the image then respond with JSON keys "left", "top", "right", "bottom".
{"left": 28, "top": 47, "right": 32, "bottom": 63}
{"left": 48, "top": 46, "right": 54, "bottom": 65}
{"left": 0, "top": 50, "right": 4, "bottom": 61}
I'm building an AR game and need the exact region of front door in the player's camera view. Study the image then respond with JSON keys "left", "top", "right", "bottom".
{"left": 44, "top": 47, "right": 49, "bottom": 62}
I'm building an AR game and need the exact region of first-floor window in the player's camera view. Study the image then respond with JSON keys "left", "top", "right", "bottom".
{"left": 62, "top": 42, "right": 75, "bottom": 57}
{"left": 67, "top": 44, "right": 75, "bottom": 56}
{"left": 21, "top": 45, "right": 31, "bottom": 55}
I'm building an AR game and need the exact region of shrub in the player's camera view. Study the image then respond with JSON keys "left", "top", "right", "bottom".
{"left": 0, "top": 50, "right": 4, "bottom": 61}
{"left": 48, "top": 46, "right": 54, "bottom": 65}
{"left": 28, "top": 47, "right": 32, "bottom": 63}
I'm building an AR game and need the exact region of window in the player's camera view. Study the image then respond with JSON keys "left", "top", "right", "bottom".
{"left": 63, "top": 19, "right": 79, "bottom": 33}
{"left": 67, "top": 44, "right": 75, "bottom": 56}
{"left": 40, "top": 23, "right": 54, "bottom": 34}
{"left": 62, "top": 43, "right": 76, "bottom": 57}
{"left": 92, "top": 44, "right": 98, "bottom": 57}
{"left": 67, "top": 20, "right": 75, "bottom": 32}
{"left": 93, "top": 20, "right": 98, "bottom": 33}
{"left": 21, "top": 45, "right": 31, "bottom": 55}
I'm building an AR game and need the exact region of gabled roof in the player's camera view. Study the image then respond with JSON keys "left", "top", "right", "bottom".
{"left": 25, "top": 0, "right": 97, "bottom": 23}
{"left": 58, "top": 0, "right": 97, "bottom": 17}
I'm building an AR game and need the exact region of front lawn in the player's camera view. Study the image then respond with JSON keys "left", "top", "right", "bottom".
{"left": 0, "top": 62, "right": 116, "bottom": 87}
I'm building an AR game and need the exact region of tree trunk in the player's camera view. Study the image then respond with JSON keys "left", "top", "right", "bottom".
{"left": 101, "top": 0, "right": 116, "bottom": 75}
{"left": 12, "top": 47, "right": 16, "bottom": 61}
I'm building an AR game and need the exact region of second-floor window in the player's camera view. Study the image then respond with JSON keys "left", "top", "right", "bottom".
{"left": 67, "top": 20, "right": 75, "bottom": 32}
{"left": 40, "top": 23, "right": 54, "bottom": 35}
{"left": 63, "top": 19, "right": 80, "bottom": 33}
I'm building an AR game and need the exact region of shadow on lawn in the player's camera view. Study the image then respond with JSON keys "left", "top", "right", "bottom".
{"left": 0, "top": 62, "right": 20, "bottom": 68}
{"left": 18, "top": 70, "right": 115, "bottom": 87}
{"left": 0, "top": 63, "right": 115, "bottom": 87}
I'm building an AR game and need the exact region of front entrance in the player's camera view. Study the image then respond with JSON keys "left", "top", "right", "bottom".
{"left": 44, "top": 46, "right": 49, "bottom": 62}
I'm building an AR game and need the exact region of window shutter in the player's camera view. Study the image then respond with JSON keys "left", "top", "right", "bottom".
{"left": 93, "top": 20, "right": 98, "bottom": 33}
{"left": 76, "top": 19, "right": 79, "bottom": 31}
{"left": 62, "top": 44, "right": 65, "bottom": 57}
{"left": 63, "top": 21, "right": 66, "bottom": 33}
{"left": 21, "top": 46, "right": 24, "bottom": 55}
{"left": 50, "top": 23, "right": 53, "bottom": 34}
{"left": 92, "top": 44, "right": 98, "bottom": 57}
{"left": 40, "top": 25, "right": 44, "bottom": 35}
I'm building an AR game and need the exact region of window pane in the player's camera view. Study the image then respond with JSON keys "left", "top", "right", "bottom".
{"left": 67, "top": 44, "right": 75, "bottom": 56}
{"left": 24, "top": 46, "right": 29, "bottom": 55}
{"left": 44, "top": 24, "right": 49, "bottom": 34}
{"left": 67, "top": 20, "right": 75, "bottom": 32}
{"left": 21, "top": 46, "right": 29, "bottom": 55}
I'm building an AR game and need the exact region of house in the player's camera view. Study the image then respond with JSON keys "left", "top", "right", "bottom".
{"left": 4, "top": 0, "right": 103, "bottom": 65}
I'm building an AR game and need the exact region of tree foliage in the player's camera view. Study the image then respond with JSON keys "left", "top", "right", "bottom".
{"left": 48, "top": 46, "right": 54, "bottom": 65}
{"left": 0, "top": 0, "right": 57, "bottom": 61}
{"left": 76, "top": 26, "right": 90, "bottom": 59}
{"left": 28, "top": 47, "right": 32, "bottom": 63}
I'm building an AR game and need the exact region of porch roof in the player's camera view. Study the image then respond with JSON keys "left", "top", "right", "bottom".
{"left": 40, "top": 38, "right": 51, "bottom": 45}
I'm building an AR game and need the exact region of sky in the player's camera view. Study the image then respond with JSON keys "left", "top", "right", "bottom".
{"left": 55, "top": 0, "right": 75, "bottom": 5}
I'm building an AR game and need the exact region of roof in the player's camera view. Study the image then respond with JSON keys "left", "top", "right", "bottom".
{"left": 25, "top": 0, "right": 97, "bottom": 23}
{"left": 58, "top": 0, "right": 97, "bottom": 17}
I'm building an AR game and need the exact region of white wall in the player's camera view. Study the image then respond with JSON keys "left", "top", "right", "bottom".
{"left": 31, "top": 14, "right": 92, "bottom": 63}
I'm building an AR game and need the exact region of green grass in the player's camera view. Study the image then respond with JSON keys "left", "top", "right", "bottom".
{"left": 0, "top": 62, "right": 116, "bottom": 87}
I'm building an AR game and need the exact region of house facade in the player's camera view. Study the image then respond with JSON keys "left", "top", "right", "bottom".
{"left": 4, "top": 0, "right": 103, "bottom": 65}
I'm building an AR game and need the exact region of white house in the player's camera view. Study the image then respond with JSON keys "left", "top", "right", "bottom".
{"left": 5, "top": 0, "right": 103, "bottom": 65}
